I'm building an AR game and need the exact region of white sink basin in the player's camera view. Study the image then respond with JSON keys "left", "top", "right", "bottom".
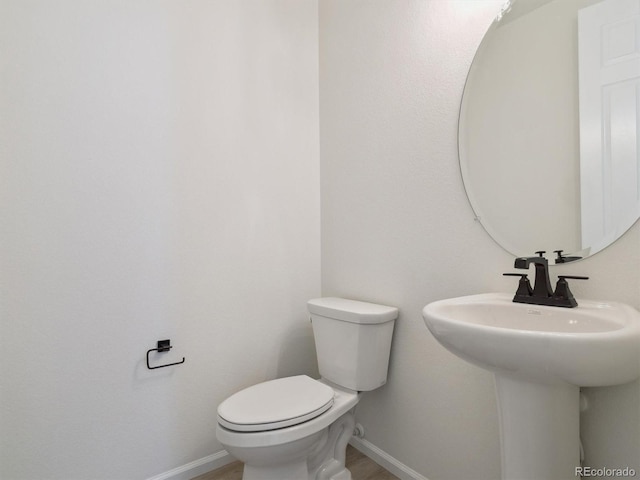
{"left": 422, "top": 293, "right": 640, "bottom": 480}
{"left": 422, "top": 292, "right": 640, "bottom": 386}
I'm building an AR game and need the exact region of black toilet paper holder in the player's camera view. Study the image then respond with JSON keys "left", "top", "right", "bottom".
{"left": 146, "top": 339, "right": 186, "bottom": 370}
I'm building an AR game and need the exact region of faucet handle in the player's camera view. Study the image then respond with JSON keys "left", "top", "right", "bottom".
{"left": 535, "top": 250, "right": 546, "bottom": 258}
{"left": 503, "top": 273, "right": 533, "bottom": 297}
{"left": 553, "top": 276, "right": 589, "bottom": 307}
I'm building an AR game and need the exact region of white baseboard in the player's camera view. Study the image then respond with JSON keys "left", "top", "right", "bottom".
{"left": 146, "top": 450, "right": 235, "bottom": 480}
{"left": 349, "top": 437, "right": 430, "bottom": 480}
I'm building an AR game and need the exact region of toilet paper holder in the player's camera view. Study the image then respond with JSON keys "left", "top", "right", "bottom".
{"left": 146, "top": 339, "right": 186, "bottom": 370}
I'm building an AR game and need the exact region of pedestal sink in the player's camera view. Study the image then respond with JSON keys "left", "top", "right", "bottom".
{"left": 422, "top": 293, "right": 640, "bottom": 480}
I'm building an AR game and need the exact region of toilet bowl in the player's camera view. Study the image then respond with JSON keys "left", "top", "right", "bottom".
{"left": 217, "top": 376, "right": 360, "bottom": 480}
{"left": 216, "top": 298, "right": 398, "bottom": 480}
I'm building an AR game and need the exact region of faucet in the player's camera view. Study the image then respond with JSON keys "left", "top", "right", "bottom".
{"left": 504, "top": 251, "right": 588, "bottom": 308}
{"left": 513, "top": 251, "right": 553, "bottom": 298}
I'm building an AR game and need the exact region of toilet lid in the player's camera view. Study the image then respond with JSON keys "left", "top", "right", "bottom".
{"left": 217, "top": 375, "right": 335, "bottom": 432}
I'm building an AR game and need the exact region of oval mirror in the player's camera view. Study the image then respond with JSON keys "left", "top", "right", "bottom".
{"left": 459, "top": 0, "right": 640, "bottom": 262}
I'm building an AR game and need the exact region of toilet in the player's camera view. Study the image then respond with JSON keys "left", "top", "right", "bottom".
{"left": 216, "top": 297, "right": 398, "bottom": 480}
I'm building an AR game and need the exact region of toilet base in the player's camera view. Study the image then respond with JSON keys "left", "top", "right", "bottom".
{"left": 225, "top": 429, "right": 324, "bottom": 480}
{"left": 314, "top": 459, "right": 352, "bottom": 480}
{"left": 331, "top": 469, "right": 351, "bottom": 480}
{"left": 226, "top": 410, "right": 355, "bottom": 480}
{"left": 311, "top": 413, "right": 355, "bottom": 480}
{"left": 243, "top": 462, "right": 309, "bottom": 480}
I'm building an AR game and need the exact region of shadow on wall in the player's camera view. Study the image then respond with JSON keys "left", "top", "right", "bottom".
{"left": 276, "top": 323, "right": 319, "bottom": 379}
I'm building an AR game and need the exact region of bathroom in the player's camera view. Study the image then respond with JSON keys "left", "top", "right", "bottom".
{"left": 1, "top": 0, "right": 639, "bottom": 479}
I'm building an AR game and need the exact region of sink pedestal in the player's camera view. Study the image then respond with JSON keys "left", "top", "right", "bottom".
{"left": 495, "top": 374, "right": 579, "bottom": 480}
{"left": 423, "top": 293, "right": 640, "bottom": 480}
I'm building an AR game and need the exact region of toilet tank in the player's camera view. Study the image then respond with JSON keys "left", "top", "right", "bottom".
{"left": 307, "top": 297, "right": 398, "bottom": 391}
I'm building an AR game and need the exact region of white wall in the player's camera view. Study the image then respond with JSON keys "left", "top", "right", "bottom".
{"left": 319, "top": 1, "right": 640, "bottom": 479}
{"left": 0, "top": 1, "right": 320, "bottom": 479}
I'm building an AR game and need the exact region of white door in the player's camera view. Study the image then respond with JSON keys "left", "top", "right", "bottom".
{"left": 578, "top": 0, "right": 640, "bottom": 254}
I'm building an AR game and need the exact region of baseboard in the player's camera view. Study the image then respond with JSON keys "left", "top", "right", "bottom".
{"left": 146, "top": 450, "right": 235, "bottom": 480}
{"left": 349, "top": 437, "right": 430, "bottom": 480}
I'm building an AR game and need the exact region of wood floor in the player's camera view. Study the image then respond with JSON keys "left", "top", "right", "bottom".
{"left": 191, "top": 445, "right": 400, "bottom": 480}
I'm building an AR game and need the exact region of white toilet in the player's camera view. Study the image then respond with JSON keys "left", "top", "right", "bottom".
{"left": 216, "top": 297, "right": 398, "bottom": 480}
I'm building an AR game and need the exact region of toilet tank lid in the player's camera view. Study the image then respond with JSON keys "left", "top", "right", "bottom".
{"left": 307, "top": 297, "right": 398, "bottom": 324}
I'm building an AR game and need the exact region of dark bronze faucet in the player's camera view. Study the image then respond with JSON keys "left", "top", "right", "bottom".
{"left": 504, "top": 251, "right": 588, "bottom": 308}
{"left": 514, "top": 251, "right": 553, "bottom": 298}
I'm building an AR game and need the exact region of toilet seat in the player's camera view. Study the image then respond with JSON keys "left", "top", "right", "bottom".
{"left": 217, "top": 375, "right": 335, "bottom": 432}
